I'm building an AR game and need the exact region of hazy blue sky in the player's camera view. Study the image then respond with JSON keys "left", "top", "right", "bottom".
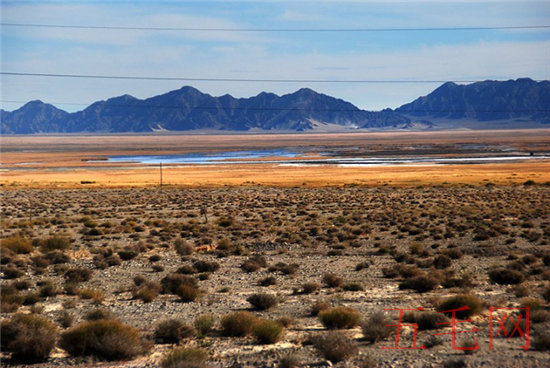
{"left": 2, "top": 0, "right": 549, "bottom": 112}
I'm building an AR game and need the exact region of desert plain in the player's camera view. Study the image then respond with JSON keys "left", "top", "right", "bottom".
{"left": 1, "top": 130, "right": 550, "bottom": 367}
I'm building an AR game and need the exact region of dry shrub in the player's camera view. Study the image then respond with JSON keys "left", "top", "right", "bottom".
{"left": 1, "top": 236, "right": 33, "bottom": 254}
{"left": 193, "top": 260, "right": 220, "bottom": 273}
{"left": 252, "top": 319, "right": 284, "bottom": 344}
{"left": 318, "top": 307, "right": 361, "bottom": 330}
{"left": 399, "top": 275, "right": 440, "bottom": 293}
{"left": 404, "top": 311, "right": 449, "bottom": 330}
{"left": 1, "top": 313, "right": 57, "bottom": 362}
{"left": 45, "top": 250, "right": 71, "bottom": 264}
{"left": 532, "top": 330, "right": 550, "bottom": 351}
{"left": 85, "top": 307, "right": 114, "bottom": 321}
{"left": 161, "top": 273, "right": 198, "bottom": 294}
{"left": 40, "top": 235, "right": 71, "bottom": 252}
{"left": 2, "top": 284, "right": 24, "bottom": 312}
{"left": 278, "top": 354, "right": 301, "bottom": 368}
{"left": 313, "top": 331, "right": 357, "bottom": 363}
{"left": 194, "top": 314, "right": 215, "bottom": 337}
{"left": 322, "top": 273, "right": 344, "bottom": 288}
{"left": 302, "top": 282, "right": 320, "bottom": 294}
{"left": 60, "top": 319, "right": 146, "bottom": 360}
{"left": 489, "top": 268, "right": 525, "bottom": 285}
{"left": 78, "top": 288, "right": 105, "bottom": 303}
{"left": 220, "top": 311, "right": 258, "bottom": 337}
{"left": 175, "top": 239, "right": 195, "bottom": 255}
{"left": 436, "top": 294, "right": 484, "bottom": 319}
{"left": 433, "top": 254, "right": 453, "bottom": 269}
{"left": 361, "top": 312, "right": 394, "bottom": 343}
{"left": 176, "top": 284, "right": 202, "bottom": 302}
{"left": 155, "top": 319, "right": 195, "bottom": 343}
{"left": 247, "top": 292, "right": 279, "bottom": 310}
{"left": 260, "top": 275, "right": 278, "bottom": 286}
{"left": 118, "top": 248, "right": 138, "bottom": 260}
{"left": 241, "top": 260, "right": 261, "bottom": 272}
{"left": 310, "top": 300, "right": 331, "bottom": 316}
{"left": 342, "top": 282, "right": 364, "bottom": 291}
{"left": 134, "top": 281, "right": 161, "bottom": 303}
{"left": 161, "top": 347, "right": 209, "bottom": 368}
{"left": 519, "top": 297, "right": 545, "bottom": 312}
{"left": 64, "top": 267, "right": 93, "bottom": 283}
{"left": 2, "top": 264, "right": 24, "bottom": 279}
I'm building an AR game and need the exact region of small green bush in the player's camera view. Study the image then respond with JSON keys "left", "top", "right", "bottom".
{"left": 319, "top": 307, "right": 361, "bottom": 330}
{"left": 313, "top": 331, "right": 357, "bottom": 363}
{"left": 252, "top": 319, "right": 284, "bottom": 344}
{"left": 161, "top": 347, "right": 209, "bottom": 368}
{"left": 60, "top": 319, "right": 146, "bottom": 360}
{"left": 155, "top": 319, "right": 195, "bottom": 343}
{"left": 220, "top": 311, "right": 258, "bottom": 337}
{"left": 1, "top": 314, "right": 57, "bottom": 362}
{"left": 436, "top": 294, "right": 484, "bottom": 319}
{"left": 247, "top": 293, "right": 278, "bottom": 310}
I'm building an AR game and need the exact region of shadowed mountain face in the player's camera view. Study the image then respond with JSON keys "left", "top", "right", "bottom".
{"left": 397, "top": 78, "right": 550, "bottom": 123}
{"left": 1, "top": 79, "right": 548, "bottom": 134}
{"left": 0, "top": 87, "right": 409, "bottom": 134}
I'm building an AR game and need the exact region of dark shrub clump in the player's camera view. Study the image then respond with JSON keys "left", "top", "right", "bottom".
{"left": 155, "top": 319, "right": 195, "bottom": 343}
{"left": 361, "top": 312, "right": 394, "bottom": 343}
{"left": 318, "top": 307, "right": 361, "bottom": 330}
{"left": 436, "top": 294, "right": 484, "bottom": 319}
{"left": 60, "top": 319, "right": 146, "bottom": 360}
{"left": 489, "top": 268, "right": 525, "bottom": 285}
{"left": 313, "top": 331, "right": 357, "bottom": 363}
{"left": 220, "top": 311, "right": 258, "bottom": 337}
{"left": 247, "top": 293, "right": 279, "bottom": 310}
{"left": 1, "top": 314, "right": 57, "bottom": 362}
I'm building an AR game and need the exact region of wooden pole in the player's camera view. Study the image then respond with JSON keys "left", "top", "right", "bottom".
{"left": 160, "top": 162, "right": 163, "bottom": 189}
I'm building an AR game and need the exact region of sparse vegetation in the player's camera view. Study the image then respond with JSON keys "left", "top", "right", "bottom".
{"left": 318, "top": 307, "right": 361, "bottom": 329}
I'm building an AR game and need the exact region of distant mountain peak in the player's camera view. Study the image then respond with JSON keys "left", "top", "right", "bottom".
{"left": 2, "top": 79, "right": 548, "bottom": 134}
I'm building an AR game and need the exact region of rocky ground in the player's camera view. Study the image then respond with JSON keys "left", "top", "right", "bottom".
{"left": 1, "top": 185, "right": 549, "bottom": 367}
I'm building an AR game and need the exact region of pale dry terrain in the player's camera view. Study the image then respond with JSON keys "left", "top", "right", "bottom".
{"left": 1, "top": 130, "right": 550, "bottom": 188}
{"left": 1, "top": 131, "right": 550, "bottom": 367}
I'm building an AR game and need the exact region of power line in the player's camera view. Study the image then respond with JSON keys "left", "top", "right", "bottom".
{"left": 3, "top": 72, "right": 542, "bottom": 84}
{"left": 2, "top": 22, "right": 549, "bottom": 32}
{"left": 2, "top": 100, "right": 548, "bottom": 114}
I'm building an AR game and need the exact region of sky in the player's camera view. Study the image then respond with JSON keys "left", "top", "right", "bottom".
{"left": 1, "top": 0, "right": 550, "bottom": 113}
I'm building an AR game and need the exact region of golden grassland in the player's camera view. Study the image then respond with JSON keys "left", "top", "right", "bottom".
{"left": 1, "top": 129, "right": 550, "bottom": 188}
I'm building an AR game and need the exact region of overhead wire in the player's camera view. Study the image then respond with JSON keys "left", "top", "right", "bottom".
{"left": 2, "top": 22, "right": 549, "bottom": 32}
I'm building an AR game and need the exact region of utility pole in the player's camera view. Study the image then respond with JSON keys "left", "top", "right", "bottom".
{"left": 160, "top": 162, "right": 163, "bottom": 189}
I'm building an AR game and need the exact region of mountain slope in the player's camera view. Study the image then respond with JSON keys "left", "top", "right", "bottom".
{"left": 1, "top": 87, "right": 409, "bottom": 133}
{"left": 397, "top": 78, "right": 550, "bottom": 123}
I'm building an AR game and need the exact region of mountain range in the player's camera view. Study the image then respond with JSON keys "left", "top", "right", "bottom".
{"left": 1, "top": 78, "right": 548, "bottom": 134}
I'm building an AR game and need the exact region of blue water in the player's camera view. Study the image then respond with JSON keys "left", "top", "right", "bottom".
{"left": 108, "top": 149, "right": 301, "bottom": 164}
